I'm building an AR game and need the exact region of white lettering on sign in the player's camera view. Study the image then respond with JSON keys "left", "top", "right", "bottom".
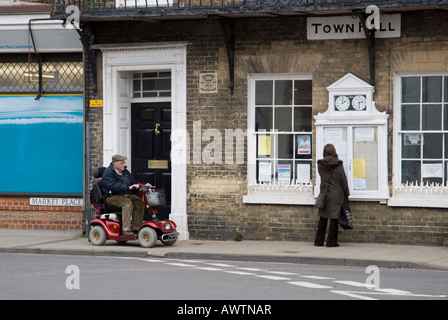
{"left": 29, "top": 198, "right": 83, "bottom": 207}
{"left": 307, "top": 14, "right": 401, "bottom": 40}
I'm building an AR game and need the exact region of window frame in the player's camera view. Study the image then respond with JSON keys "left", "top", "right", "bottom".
{"left": 391, "top": 71, "right": 448, "bottom": 208}
{"left": 244, "top": 73, "right": 315, "bottom": 205}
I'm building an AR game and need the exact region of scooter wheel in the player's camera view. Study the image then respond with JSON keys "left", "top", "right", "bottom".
{"left": 89, "top": 225, "right": 107, "bottom": 246}
{"left": 138, "top": 227, "right": 157, "bottom": 248}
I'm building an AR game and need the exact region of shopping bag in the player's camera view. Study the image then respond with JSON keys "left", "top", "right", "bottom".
{"left": 338, "top": 196, "right": 354, "bottom": 230}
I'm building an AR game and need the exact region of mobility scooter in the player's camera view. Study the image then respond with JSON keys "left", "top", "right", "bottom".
{"left": 88, "top": 167, "right": 178, "bottom": 248}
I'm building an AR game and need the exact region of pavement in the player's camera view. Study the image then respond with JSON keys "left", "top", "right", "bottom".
{"left": 0, "top": 229, "right": 447, "bottom": 271}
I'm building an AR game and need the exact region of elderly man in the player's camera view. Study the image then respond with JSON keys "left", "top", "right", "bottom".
{"left": 101, "top": 154, "right": 146, "bottom": 237}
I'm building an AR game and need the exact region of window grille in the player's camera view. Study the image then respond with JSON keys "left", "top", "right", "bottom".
{"left": 0, "top": 53, "right": 83, "bottom": 94}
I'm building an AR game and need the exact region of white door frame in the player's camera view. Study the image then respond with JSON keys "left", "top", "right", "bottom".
{"left": 100, "top": 42, "right": 189, "bottom": 240}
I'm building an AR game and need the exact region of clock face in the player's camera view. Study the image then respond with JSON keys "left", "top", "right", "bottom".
{"left": 352, "top": 95, "right": 367, "bottom": 111}
{"left": 335, "top": 96, "right": 350, "bottom": 111}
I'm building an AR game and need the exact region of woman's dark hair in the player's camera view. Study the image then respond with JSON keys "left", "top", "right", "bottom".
{"left": 323, "top": 143, "right": 339, "bottom": 159}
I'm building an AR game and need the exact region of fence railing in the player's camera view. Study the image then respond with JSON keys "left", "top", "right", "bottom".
{"left": 51, "top": 0, "right": 440, "bottom": 15}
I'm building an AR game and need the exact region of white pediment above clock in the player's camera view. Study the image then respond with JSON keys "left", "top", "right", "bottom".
{"left": 327, "top": 73, "right": 373, "bottom": 93}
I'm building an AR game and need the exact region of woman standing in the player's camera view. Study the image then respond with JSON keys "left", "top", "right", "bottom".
{"left": 315, "top": 144, "right": 350, "bottom": 247}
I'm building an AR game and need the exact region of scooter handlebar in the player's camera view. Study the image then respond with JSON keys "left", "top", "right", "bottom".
{"left": 138, "top": 183, "right": 155, "bottom": 192}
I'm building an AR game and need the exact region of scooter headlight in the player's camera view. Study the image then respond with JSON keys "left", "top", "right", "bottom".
{"left": 165, "top": 223, "right": 171, "bottom": 230}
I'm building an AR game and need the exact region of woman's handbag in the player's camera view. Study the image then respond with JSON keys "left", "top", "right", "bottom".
{"left": 315, "top": 169, "right": 334, "bottom": 209}
{"left": 338, "top": 196, "right": 354, "bottom": 230}
{"left": 315, "top": 193, "right": 326, "bottom": 209}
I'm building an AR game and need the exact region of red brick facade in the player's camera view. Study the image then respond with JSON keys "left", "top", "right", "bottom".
{"left": 0, "top": 197, "right": 82, "bottom": 231}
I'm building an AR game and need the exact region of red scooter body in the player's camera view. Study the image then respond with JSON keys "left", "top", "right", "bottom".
{"left": 88, "top": 169, "right": 178, "bottom": 248}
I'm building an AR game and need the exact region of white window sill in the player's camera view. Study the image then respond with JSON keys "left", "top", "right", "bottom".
{"left": 388, "top": 184, "right": 448, "bottom": 208}
{"left": 243, "top": 184, "right": 315, "bottom": 205}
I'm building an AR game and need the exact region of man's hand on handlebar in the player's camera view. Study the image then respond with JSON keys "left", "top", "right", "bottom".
{"left": 129, "top": 184, "right": 141, "bottom": 190}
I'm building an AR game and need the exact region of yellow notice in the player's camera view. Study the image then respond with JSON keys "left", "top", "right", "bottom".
{"left": 353, "top": 158, "right": 366, "bottom": 178}
{"left": 258, "top": 135, "right": 271, "bottom": 156}
{"left": 90, "top": 100, "right": 103, "bottom": 107}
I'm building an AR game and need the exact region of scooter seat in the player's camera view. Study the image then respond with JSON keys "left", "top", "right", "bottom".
{"left": 104, "top": 202, "right": 122, "bottom": 213}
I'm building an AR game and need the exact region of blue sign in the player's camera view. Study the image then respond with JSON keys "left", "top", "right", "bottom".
{"left": 0, "top": 95, "right": 83, "bottom": 194}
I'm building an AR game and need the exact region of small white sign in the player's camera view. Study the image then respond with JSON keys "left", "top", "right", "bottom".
{"left": 422, "top": 163, "right": 443, "bottom": 179}
{"left": 30, "top": 197, "right": 83, "bottom": 207}
{"left": 307, "top": 14, "right": 401, "bottom": 40}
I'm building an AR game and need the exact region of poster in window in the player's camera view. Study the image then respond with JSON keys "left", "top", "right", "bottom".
{"left": 404, "top": 133, "right": 421, "bottom": 145}
{"left": 277, "top": 164, "right": 291, "bottom": 184}
{"left": 0, "top": 94, "right": 83, "bottom": 194}
{"left": 297, "top": 134, "right": 311, "bottom": 155}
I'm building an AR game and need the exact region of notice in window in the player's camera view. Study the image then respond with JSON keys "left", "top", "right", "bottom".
{"left": 258, "top": 161, "right": 272, "bottom": 183}
{"left": 353, "top": 158, "right": 366, "bottom": 178}
{"left": 355, "top": 127, "right": 375, "bottom": 142}
{"left": 297, "top": 163, "right": 311, "bottom": 184}
{"left": 353, "top": 158, "right": 366, "bottom": 190}
{"left": 422, "top": 163, "right": 443, "bottom": 178}
{"left": 258, "top": 135, "right": 271, "bottom": 156}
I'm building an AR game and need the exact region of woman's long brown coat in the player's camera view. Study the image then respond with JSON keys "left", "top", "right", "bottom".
{"left": 317, "top": 156, "right": 350, "bottom": 219}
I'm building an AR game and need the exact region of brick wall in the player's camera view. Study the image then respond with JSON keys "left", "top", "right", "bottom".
{"left": 89, "top": 11, "right": 448, "bottom": 245}
{"left": 0, "top": 197, "right": 82, "bottom": 231}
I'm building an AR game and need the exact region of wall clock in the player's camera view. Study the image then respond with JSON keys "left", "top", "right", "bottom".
{"left": 352, "top": 95, "right": 367, "bottom": 111}
{"left": 335, "top": 95, "right": 350, "bottom": 111}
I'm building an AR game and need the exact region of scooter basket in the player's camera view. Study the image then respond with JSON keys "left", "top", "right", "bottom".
{"left": 145, "top": 189, "right": 166, "bottom": 208}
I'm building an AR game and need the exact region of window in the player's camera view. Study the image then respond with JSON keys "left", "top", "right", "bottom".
{"left": 0, "top": 53, "right": 83, "bottom": 94}
{"left": 399, "top": 75, "right": 448, "bottom": 186}
{"left": 391, "top": 73, "right": 448, "bottom": 208}
{"left": 254, "top": 78, "right": 312, "bottom": 184}
{"left": 132, "top": 71, "right": 171, "bottom": 98}
{"left": 245, "top": 75, "right": 314, "bottom": 204}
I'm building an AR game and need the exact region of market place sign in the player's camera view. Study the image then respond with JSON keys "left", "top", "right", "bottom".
{"left": 307, "top": 14, "right": 401, "bottom": 40}
{"left": 30, "top": 197, "right": 83, "bottom": 207}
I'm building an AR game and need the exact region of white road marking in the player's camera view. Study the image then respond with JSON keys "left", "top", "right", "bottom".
{"left": 197, "top": 267, "right": 223, "bottom": 271}
{"left": 131, "top": 258, "right": 446, "bottom": 300}
{"left": 224, "top": 270, "right": 256, "bottom": 275}
{"left": 165, "top": 262, "right": 196, "bottom": 267}
{"left": 266, "top": 270, "right": 298, "bottom": 276}
{"left": 288, "top": 281, "right": 332, "bottom": 289}
{"left": 256, "top": 275, "right": 291, "bottom": 281}
{"left": 331, "top": 290, "right": 378, "bottom": 300}
{"left": 301, "top": 275, "right": 335, "bottom": 280}
{"left": 334, "top": 280, "right": 368, "bottom": 287}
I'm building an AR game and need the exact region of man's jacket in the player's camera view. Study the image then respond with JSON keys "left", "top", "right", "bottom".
{"left": 101, "top": 162, "right": 139, "bottom": 196}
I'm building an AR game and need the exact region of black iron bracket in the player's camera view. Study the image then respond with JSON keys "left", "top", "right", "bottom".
{"left": 213, "top": 17, "right": 235, "bottom": 95}
{"left": 28, "top": 18, "right": 54, "bottom": 100}
{"left": 353, "top": 9, "right": 376, "bottom": 86}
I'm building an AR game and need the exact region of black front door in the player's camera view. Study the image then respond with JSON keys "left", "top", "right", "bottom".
{"left": 131, "top": 102, "right": 171, "bottom": 220}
